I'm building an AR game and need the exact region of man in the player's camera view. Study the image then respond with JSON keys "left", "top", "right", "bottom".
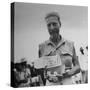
{"left": 38, "top": 12, "right": 80, "bottom": 85}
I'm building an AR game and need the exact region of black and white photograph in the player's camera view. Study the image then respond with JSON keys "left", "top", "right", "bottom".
{"left": 11, "top": 2, "right": 88, "bottom": 88}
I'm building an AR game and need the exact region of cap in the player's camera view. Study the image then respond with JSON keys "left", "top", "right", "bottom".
{"left": 45, "top": 12, "right": 60, "bottom": 20}
{"left": 45, "top": 12, "right": 61, "bottom": 26}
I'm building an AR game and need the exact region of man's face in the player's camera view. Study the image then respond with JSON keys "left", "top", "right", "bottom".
{"left": 46, "top": 16, "right": 60, "bottom": 37}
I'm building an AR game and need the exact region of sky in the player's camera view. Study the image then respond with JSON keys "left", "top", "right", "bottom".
{"left": 14, "top": 2, "right": 88, "bottom": 63}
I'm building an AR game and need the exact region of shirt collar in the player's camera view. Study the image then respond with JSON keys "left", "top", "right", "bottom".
{"left": 46, "top": 35, "right": 65, "bottom": 48}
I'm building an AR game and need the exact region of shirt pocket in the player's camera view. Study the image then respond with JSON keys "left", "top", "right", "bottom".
{"left": 61, "top": 50, "right": 73, "bottom": 57}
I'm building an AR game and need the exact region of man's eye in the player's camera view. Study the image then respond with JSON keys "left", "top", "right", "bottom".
{"left": 48, "top": 24, "right": 51, "bottom": 27}
{"left": 53, "top": 23, "right": 57, "bottom": 26}
{"left": 48, "top": 23, "right": 57, "bottom": 27}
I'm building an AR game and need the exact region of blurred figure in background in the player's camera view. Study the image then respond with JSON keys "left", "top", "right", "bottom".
{"left": 79, "top": 46, "right": 88, "bottom": 83}
{"left": 14, "top": 58, "right": 31, "bottom": 87}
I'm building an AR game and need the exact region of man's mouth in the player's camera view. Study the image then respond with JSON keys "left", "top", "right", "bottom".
{"left": 50, "top": 29, "right": 59, "bottom": 35}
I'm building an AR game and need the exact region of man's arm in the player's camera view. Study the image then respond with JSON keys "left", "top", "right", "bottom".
{"left": 63, "top": 45, "right": 80, "bottom": 78}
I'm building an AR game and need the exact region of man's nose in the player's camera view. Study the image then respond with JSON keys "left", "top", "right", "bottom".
{"left": 50, "top": 24, "right": 54, "bottom": 29}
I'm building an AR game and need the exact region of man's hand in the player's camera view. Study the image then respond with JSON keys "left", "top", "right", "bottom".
{"left": 48, "top": 76, "right": 58, "bottom": 83}
{"left": 56, "top": 74, "right": 63, "bottom": 81}
{"left": 62, "top": 72, "right": 71, "bottom": 78}
{"left": 47, "top": 74, "right": 63, "bottom": 83}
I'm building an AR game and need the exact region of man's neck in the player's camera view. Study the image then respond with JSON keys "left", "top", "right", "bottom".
{"left": 50, "top": 35, "right": 61, "bottom": 46}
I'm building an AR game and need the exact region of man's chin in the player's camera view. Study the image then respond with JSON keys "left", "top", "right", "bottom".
{"left": 52, "top": 33, "right": 58, "bottom": 37}
{"left": 50, "top": 34, "right": 59, "bottom": 40}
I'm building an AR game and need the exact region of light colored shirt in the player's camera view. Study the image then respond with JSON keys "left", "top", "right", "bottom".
{"left": 39, "top": 36, "right": 77, "bottom": 85}
{"left": 39, "top": 37, "right": 77, "bottom": 70}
